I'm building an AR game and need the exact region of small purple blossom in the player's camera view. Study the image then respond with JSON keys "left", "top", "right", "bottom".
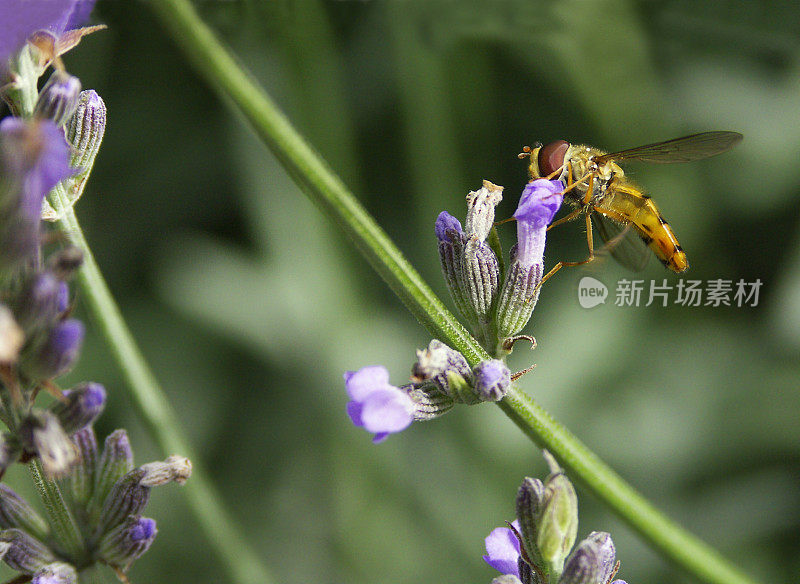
{"left": 483, "top": 520, "right": 521, "bottom": 578}
{"left": 53, "top": 0, "right": 97, "bottom": 34}
{"left": 344, "top": 366, "right": 415, "bottom": 443}
{"left": 513, "top": 179, "right": 564, "bottom": 268}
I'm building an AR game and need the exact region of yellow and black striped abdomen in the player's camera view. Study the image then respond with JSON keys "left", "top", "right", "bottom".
{"left": 595, "top": 181, "right": 689, "bottom": 273}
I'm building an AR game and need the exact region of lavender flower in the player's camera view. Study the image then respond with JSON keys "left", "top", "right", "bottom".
{"left": 344, "top": 366, "right": 415, "bottom": 443}
{"left": 483, "top": 519, "right": 521, "bottom": 578}
{"left": 51, "top": 382, "right": 106, "bottom": 433}
{"left": 496, "top": 180, "right": 563, "bottom": 340}
{"left": 0, "top": 118, "right": 74, "bottom": 270}
{"left": 0, "top": 0, "right": 76, "bottom": 65}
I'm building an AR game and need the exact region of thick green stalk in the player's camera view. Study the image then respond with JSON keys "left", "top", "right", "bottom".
{"left": 147, "top": 2, "right": 760, "bottom": 584}
{"left": 49, "top": 184, "right": 272, "bottom": 584}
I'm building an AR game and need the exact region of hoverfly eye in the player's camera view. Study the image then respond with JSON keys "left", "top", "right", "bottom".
{"left": 538, "top": 140, "right": 569, "bottom": 177}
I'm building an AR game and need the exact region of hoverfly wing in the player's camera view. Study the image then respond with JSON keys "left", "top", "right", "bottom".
{"left": 594, "top": 131, "right": 743, "bottom": 164}
{"left": 591, "top": 212, "right": 650, "bottom": 272}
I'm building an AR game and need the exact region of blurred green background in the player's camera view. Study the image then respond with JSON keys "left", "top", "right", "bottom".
{"left": 9, "top": 0, "right": 800, "bottom": 582}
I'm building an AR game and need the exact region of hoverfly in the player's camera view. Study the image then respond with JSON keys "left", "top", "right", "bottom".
{"left": 521, "top": 131, "right": 743, "bottom": 276}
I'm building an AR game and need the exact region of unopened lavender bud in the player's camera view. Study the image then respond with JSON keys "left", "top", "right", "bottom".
{"left": 19, "top": 411, "right": 78, "bottom": 478}
{"left": 407, "top": 386, "right": 455, "bottom": 421}
{"left": 464, "top": 180, "right": 503, "bottom": 240}
{"left": 24, "top": 318, "right": 84, "bottom": 380}
{"left": 435, "top": 212, "right": 476, "bottom": 326}
{"left": 97, "top": 468, "right": 150, "bottom": 532}
{"left": 0, "top": 529, "right": 55, "bottom": 574}
{"left": 496, "top": 180, "right": 563, "bottom": 340}
{"left": 98, "top": 515, "right": 157, "bottom": 569}
{"left": 99, "top": 456, "right": 191, "bottom": 532}
{"left": 14, "top": 273, "right": 63, "bottom": 333}
{"left": 67, "top": 427, "right": 97, "bottom": 505}
{"left": 32, "top": 562, "right": 78, "bottom": 584}
{"left": 93, "top": 429, "right": 134, "bottom": 509}
{"left": 515, "top": 477, "right": 545, "bottom": 570}
{"left": 0, "top": 305, "right": 23, "bottom": 364}
{"left": 34, "top": 72, "right": 81, "bottom": 127}
{"left": 537, "top": 451, "right": 578, "bottom": 579}
{"left": 64, "top": 90, "right": 105, "bottom": 201}
{"left": 560, "top": 532, "right": 616, "bottom": 584}
{"left": 462, "top": 236, "right": 499, "bottom": 322}
{"left": 0, "top": 485, "right": 49, "bottom": 542}
{"left": 472, "top": 359, "right": 511, "bottom": 402}
{"left": 139, "top": 455, "right": 192, "bottom": 487}
{"left": 51, "top": 382, "right": 106, "bottom": 433}
{"left": 412, "top": 340, "right": 474, "bottom": 403}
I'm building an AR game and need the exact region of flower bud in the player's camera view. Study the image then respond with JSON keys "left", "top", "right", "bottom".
{"left": 32, "top": 562, "right": 78, "bottom": 584}
{"left": 61, "top": 90, "right": 106, "bottom": 208}
{"left": 34, "top": 72, "right": 81, "bottom": 127}
{"left": 536, "top": 452, "right": 578, "bottom": 579}
{"left": 98, "top": 456, "right": 191, "bottom": 532}
{"left": 50, "top": 382, "right": 106, "bottom": 433}
{"left": 515, "top": 477, "right": 545, "bottom": 570}
{"left": 472, "top": 359, "right": 511, "bottom": 402}
{"left": 0, "top": 485, "right": 49, "bottom": 543}
{"left": 98, "top": 515, "right": 157, "bottom": 569}
{"left": 13, "top": 273, "right": 63, "bottom": 334}
{"left": 0, "top": 528, "right": 55, "bottom": 574}
{"left": 97, "top": 468, "right": 150, "bottom": 533}
{"left": 66, "top": 426, "right": 97, "bottom": 505}
{"left": 435, "top": 212, "right": 476, "bottom": 326}
{"left": 411, "top": 340, "right": 473, "bottom": 401}
{"left": 560, "top": 531, "right": 617, "bottom": 584}
{"left": 19, "top": 411, "right": 78, "bottom": 478}
{"left": 92, "top": 429, "right": 134, "bottom": 510}
{"left": 462, "top": 236, "right": 500, "bottom": 324}
{"left": 23, "top": 318, "right": 84, "bottom": 380}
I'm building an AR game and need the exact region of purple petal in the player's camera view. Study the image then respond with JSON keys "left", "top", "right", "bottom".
{"left": 483, "top": 523, "right": 521, "bottom": 577}
{"left": 343, "top": 365, "right": 390, "bottom": 401}
{"left": 346, "top": 400, "right": 364, "bottom": 427}
{"left": 359, "top": 388, "right": 414, "bottom": 434}
{"left": 55, "top": 0, "right": 96, "bottom": 32}
{"left": 0, "top": 0, "right": 75, "bottom": 63}
{"left": 514, "top": 179, "right": 564, "bottom": 229}
{"left": 435, "top": 211, "right": 463, "bottom": 242}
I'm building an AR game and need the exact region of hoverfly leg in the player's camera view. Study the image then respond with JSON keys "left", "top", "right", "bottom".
{"left": 546, "top": 207, "right": 581, "bottom": 231}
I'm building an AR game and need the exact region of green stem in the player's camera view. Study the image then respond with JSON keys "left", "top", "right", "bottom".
{"left": 28, "top": 459, "right": 84, "bottom": 561}
{"left": 49, "top": 184, "right": 272, "bottom": 584}
{"left": 147, "top": 2, "right": 760, "bottom": 584}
